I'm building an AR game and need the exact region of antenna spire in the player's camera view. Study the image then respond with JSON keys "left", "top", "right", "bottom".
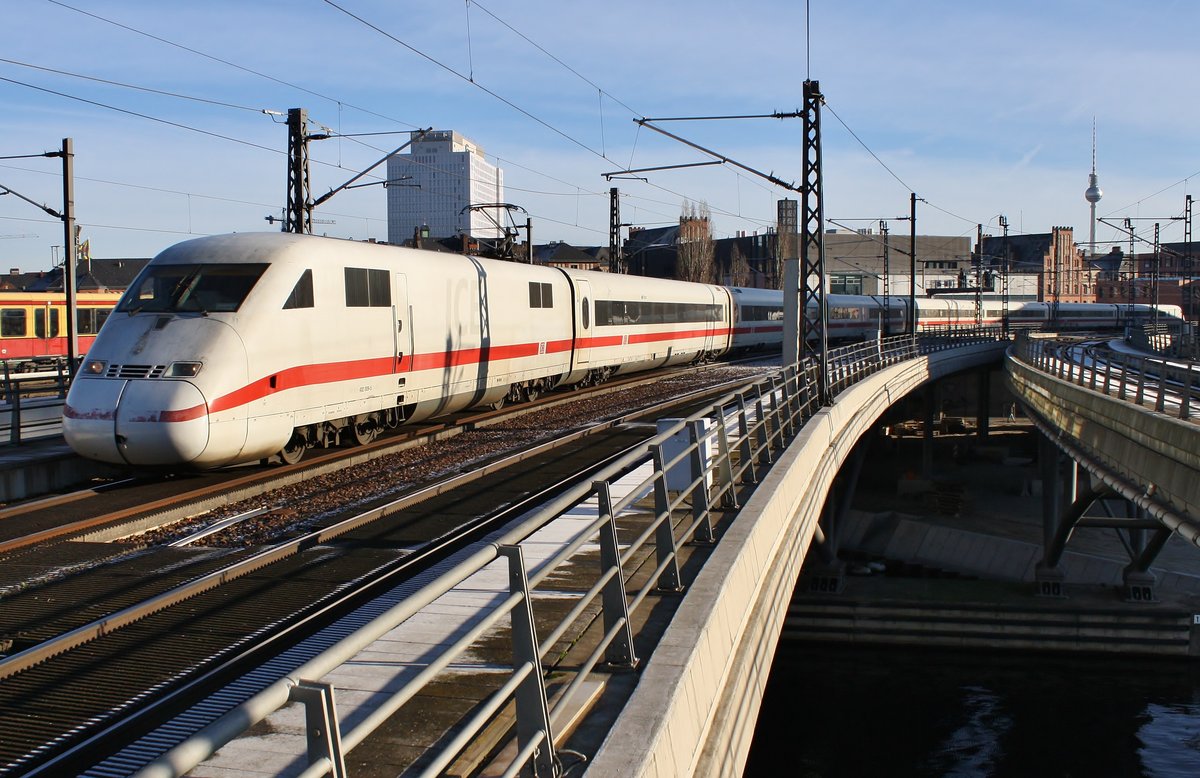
{"left": 1084, "top": 118, "right": 1103, "bottom": 257}
{"left": 1091, "top": 118, "right": 1097, "bottom": 175}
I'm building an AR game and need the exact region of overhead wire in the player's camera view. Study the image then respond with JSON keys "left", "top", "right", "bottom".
{"left": 824, "top": 99, "right": 985, "bottom": 230}
{"left": 0, "top": 56, "right": 265, "bottom": 113}
{"left": 0, "top": 73, "right": 390, "bottom": 194}
{"left": 27, "top": 1, "right": 796, "bottom": 245}
{"left": 0, "top": 75, "right": 280, "bottom": 156}
{"left": 469, "top": 0, "right": 641, "bottom": 118}
{"left": 44, "top": 0, "right": 422, "bottom": 131}
{"left": 322, "top": 0, "right": 604, "bottom": 160}
{"left": 33, "top": 0, "right": 632, "bottom": 232}
{"left": 323, "top": 0, "right": 794, "bottom": 236}
{"left": 1101, "top": 170, "right": 1200, "bottom": 222}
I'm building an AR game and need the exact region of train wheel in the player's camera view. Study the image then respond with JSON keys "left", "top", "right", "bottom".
{"left": 279, "top": 434, "right": 306, "bottom": 465}
{"left": 352, "top": 416, "right": 379, "bottom": 446}
{"left": 525, "top": 384, "right": 540, "bottom": 402}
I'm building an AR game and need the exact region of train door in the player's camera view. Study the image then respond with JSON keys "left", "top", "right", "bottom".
{"left": 33, "top": 303, "right": 58, "bottom": 358}
{"left": 703, "top": 287, "right": 725, "bottom": 354}
{"left": 574, "top": 279, "right": 591, "bottom": 368}
{"left": 393, "top": 273, "right": 411, "bottom": 373}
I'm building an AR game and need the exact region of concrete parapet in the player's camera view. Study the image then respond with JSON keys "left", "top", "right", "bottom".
{"left": 1006, "top": 353, "right": 1200, "bottom": 535}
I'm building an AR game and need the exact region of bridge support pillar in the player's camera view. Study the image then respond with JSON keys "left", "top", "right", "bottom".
{"left": 922, "top": 384, "right": 936, "bottom": 478}
{"left": 1039, "top": 434, "right": 1064, "bottom": 547}
{"left": 1123, "top": 570, "right": 1158, "bottom": 603}
{"left": 807, "top": 440, "right": 870, "bottom": 595}
{"left": 975, "top": 366, "right": 991, "bottom": 439}
{"left": 1035, "top": 428, "right": 1175, "bottom": 604}
{"left": 1035, "top": 562, "right": 1065, "bottom": 598}
{"left": 807, "top": 562, "right": 845, "bottom": 594}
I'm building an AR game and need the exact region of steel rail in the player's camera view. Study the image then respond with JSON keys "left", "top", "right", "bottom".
{"left": 11, "top": 373, "right": 767, "bottom": 777}
{"left": 0, "top": 372, "right": 748, "bottom": 681}
{"left": 0, "top": 361, "right": 752, "bottom": 554}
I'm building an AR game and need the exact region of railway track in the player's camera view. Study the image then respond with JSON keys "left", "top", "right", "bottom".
{"left": 0, "top": 364, "right": 770, "bottom": 776}
{"left": 0, "top": 361, "right": 759, "bottom": 554}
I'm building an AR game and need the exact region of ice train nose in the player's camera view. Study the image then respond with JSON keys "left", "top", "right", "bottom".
{"left": 114, "top": 380, "right": 210, "bottom": 465}
{"left": 64, "top": 378, "right": 210, "bottom": 466}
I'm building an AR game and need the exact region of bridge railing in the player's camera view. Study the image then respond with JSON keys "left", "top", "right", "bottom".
{"left": 1014, "top": 336, "right": 1200, "bottom": 421}
{"left": 826, "top": 326, "right": 1004, "bottom": 395}
{"left": 139, "top": 328, "right": 1005, "bottom": 778}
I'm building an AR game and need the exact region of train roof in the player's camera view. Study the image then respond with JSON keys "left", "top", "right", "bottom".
{"left": 728, "top": 287, "right": 783, "bottom": 304}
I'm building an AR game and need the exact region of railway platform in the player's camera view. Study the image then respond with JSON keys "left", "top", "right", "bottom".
{"left": 0, "top": 436, "right": 121, "bottom": 504}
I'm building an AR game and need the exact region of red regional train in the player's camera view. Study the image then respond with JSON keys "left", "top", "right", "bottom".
{"left": 0, "top": 291, "right": 122, "bottom": 371}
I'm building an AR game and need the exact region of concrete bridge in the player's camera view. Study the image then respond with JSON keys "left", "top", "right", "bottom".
{"left": 127, "top": 331, "right": 1200, "bottom": 778}
{"left": 589, "top": 333, "right": 1200, "bottom": 776}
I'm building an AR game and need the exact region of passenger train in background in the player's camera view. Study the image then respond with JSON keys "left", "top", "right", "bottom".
{"left": 61, "top": 232, "right": 1184, "bottom": 470}
{"left": 822, "top": 294, "right": 1185, "bottom": 341}
{"left": 0, "top": 290, "right": 122, "bottom": 371}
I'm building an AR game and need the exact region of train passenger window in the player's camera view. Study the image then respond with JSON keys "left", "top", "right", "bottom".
{"left": 118, "top": 263, "right": 268, "bottom": 313}
{"left": 1, "top": 309, "right": 25, "bottom": 337}
{"left": 369, "top": 269, "right": 390, "bottom": 306}
{"left": 581, "top": 297, "right": 590, "bottom": 329}
{"left": 77, "top": 309, "right": 100, "bottom": 335}
{"left": 345, "top": 268, "right": 390, "bottom": 307}
{"left": 284, "top": 269, "right": 314, "bottom": 309}
{"left": 34, "top": 309, "right": 59, "bottom": 338}
{"left": 528, "top": 282, "right": 553, "bottom": 308}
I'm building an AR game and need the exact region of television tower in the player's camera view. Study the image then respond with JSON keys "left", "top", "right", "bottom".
{"left": 1084, "top": 119, "right": 1103, "bottom": 257}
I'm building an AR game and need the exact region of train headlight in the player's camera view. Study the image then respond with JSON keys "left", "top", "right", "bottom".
{"left": 167, "top": 361, "right": 203, "bottom": 377}
{"left": 83, "top": 359, "right": 106, "bottom": 375}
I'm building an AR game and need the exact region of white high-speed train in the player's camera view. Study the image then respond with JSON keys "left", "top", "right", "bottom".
{"left": 64, "top": 233, "right": 783, "bottom": 469}
{"left": 63, "top": 231, "right": 1181, "bottom": 470}
{"left": 821, "top": 294, "right": 1185, "bottom": 341}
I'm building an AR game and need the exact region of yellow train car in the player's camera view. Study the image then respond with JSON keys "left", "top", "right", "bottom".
{"left": 0, "top": 290, "right": 124, "bottom": 369}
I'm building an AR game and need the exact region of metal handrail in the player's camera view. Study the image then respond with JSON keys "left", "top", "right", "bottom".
{"left": 0, "top": 360, "right": 72, "bottom": 444}
{"left": 1014, "top": 337, "right": 1200, "bottom": 422}
{"left": 136, "top": 328, "right": 1006, "bottom": 778}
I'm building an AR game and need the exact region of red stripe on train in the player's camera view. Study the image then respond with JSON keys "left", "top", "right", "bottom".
{"left": 105, "top": 330, "right": 733, "bottom": 422}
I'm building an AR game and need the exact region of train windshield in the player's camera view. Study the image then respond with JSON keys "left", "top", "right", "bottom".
{"left": 117, "top": 263, "right": 269, "bottom": 314}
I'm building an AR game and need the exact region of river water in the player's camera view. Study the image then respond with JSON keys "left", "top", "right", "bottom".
{"left": 745, "top": 641, "right": 1200, "bottom": 777}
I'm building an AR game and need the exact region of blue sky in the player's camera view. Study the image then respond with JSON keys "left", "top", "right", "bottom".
{"left": 2, "top": 0, "right": 1197, "bottom": 271}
